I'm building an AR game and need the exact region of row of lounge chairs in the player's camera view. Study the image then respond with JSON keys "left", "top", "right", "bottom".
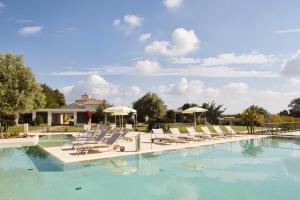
{"left": 71, "top": 126, "right": 130, "bottom": 155}
{"left": 151, "top": 126, "right": 238, "bottom": 144}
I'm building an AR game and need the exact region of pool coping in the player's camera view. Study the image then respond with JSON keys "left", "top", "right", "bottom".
{"left": 41, "top": 134, "right": 270, "bottom": 164}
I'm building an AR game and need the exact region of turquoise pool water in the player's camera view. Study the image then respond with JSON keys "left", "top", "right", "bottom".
{"left": 1, "top": 137, "right": 300, "bottom": 200}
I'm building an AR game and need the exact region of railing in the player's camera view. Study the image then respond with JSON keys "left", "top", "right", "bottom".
{"left": 262, "top": 122, "right": 300, "bottom": 135}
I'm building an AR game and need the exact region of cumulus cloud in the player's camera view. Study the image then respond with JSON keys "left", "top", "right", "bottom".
{"left": 113, "top": 14, "right": 142, "bottom": 34}
{"left": 157, "top": 78, "right": 220, "bottom": 104}
{"left": 224, "top": 82, "right": 249, "bottom": 93}
{"left": 139, "top": 33, "right": 152, "bottom": 42}
{"left": 145, "top": 28, "right": 200, "bottom": 57}
{"left": 282, "top": 50, "right": 300, "bottom": 77}
{"left": 163, "top": 0, "right": 183, "bottom": 9}
{"left": 135, "top": 60, "right": 161, "bottom": 75}
{"left": 61, "top": 74, "right": 119, "bottom": 102}
{"left": 125, "top": 86, "right": 142, "bottom": 96}
{"left": 17, "top": 26, "right": 43, "bottom": 35}
{"left": 288, "top": 78, "right": 300, "bottom": 86}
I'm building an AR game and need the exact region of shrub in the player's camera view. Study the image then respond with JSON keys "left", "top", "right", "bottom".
{"left": 35, "top": 116, "right": 43, "bottom": 126}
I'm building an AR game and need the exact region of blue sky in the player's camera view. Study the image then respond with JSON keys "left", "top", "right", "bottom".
{"left": 1, "top": 0, "right": 300, "bottom": 113}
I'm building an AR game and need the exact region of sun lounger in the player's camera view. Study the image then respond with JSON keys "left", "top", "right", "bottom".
{"left": 151, "top": 128, "right": 177, "bottom": 144}
{"left": 225, "top": 126, "right": 239, "bottom": 136}
{"left": 200, "top": 127, "right": 220, "bottom": 139}
{"left": 169, "top": 128, "right": 198, "bottom": 142}
{"left": 75, "top": 131, "right": 123, "bottom": 155}
{"left": 125, "top": 124, "right": 133, "bottom": 130}
{"left": 212, "top": 125, "right": 230, "bottom": 137}
{"left": 72, "top": 131, "right": 107, "bottom": 149}
{"left": 186, "top": 127, "right": 207, "bottom": 139}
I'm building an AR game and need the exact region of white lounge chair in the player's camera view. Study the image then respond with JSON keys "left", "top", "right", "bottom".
{"left": 169, "top": 128, "right": 194, "bottom": 142}
{"left": 151, "top": 128, "right": 176, "bottom": 144}
{"left": 186, "top": 127, "right": 207, "bottom": 139}
{"left": 125, "top": 124, "right": 133, "bottom": 130}
{"left": 225, "top": 126, "right": 239, "bottom": 136}
{"left": 75, "top": 131, "right": 123, "bottom": 155}
{"left": 200, "top": 126, "right": 219, "bottom": 139}
{"left": 212, "top": 125, "right": 230, "bottom": 137}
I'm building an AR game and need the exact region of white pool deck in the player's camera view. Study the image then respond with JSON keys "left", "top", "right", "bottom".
{"left": 42, "top": 132, "right": 270, "bottom": 163}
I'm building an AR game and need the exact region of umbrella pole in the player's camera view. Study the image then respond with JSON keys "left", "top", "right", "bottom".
{"left": 194, "top": 112, "right": 196, "bottom": 130}
{"left": 122, "top": 115, "right": 123, "bottom": 130}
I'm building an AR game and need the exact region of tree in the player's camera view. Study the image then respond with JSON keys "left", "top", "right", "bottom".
{"left": 202, "top": 101, "right": 226, "bottom": 124}
{"left": 41, "top": 84, "right": 65, "bottom": 108}
{"left": 93, "top": 100, "right": 112, "bottom": 123}
{"left": 179, "top": 103, "right": 199, "bottom": 123}
{"left": 0, "top": 53, "right": 45, "bottom": 137}
{"left": 288, "top": 98, "right": 300, "bottom": 118}
{"left": 133, "top": 93, "right": 167, "bottom": 122}
{"left": 180, "top": 103, "right": 199, "bottom": 111}
{"left": 241, "top": 106, "right": 264, "bottom": 134}
{"left": 165, "top": 109, "right": 176, "bottom": 123}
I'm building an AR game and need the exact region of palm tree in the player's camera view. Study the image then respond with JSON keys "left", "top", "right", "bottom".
{"left": 241, "top": 107, "right": 264, "bottom": 134}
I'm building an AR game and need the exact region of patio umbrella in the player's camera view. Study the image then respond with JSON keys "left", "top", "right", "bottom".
{"left": 103, "top": 106, "right": 137, "bottom": 129}
{"left": 182, "top": 107, "right": 207, "bottom": 129}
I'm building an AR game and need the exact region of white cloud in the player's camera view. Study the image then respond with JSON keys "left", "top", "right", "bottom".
{"left": 281, "top": 50, "right": 300, "bottom": 77}
{"left": 288, "top": 77, "right": 300, "bottom": 86}
{"left": 62, "top": 74, "right": 119, "bottom": 102}
{"left": 17, "top": 26, "right": 43, "bottom": 35}
{"left": 201, "top": 51, "right": 276, "bottom": 66}
{"left": 139, "top": 33, "right": 152, "bottom": 42}
{"left": 125, "top": 86, "right": 142, "bottom": 97}
{"left": 50, "top": 65, "right": 277, "bottom": 78}
{"left": 163, "top": 0, "right": 183, "bottom": 9}
{"left": 0, "top": 2, "right": 5, "bottom": 13}
{"left": 113, "top": 14, "right": 142, "bottom": 34}
{"left": 135, "top": 60, "right": 160, "bottom": 75}
{"left": 16, "top": 19, "right": 34, "bottom": 23}
{"left": 145, "top": 28, "right": 200, "bottom": 57}
{"left": 276, "top": 28, "right": 300, "bottom": 33}
{"left": 157, "top": 78, "right": 220, "bottom": 104}
{"left": 224, "top": 82, "right": 249, "bottom": 93}
{"left": 172, "top": 52, "right": 277, "bottom": 66}
{"left": 50, "top": 70, "right": 99, "bottom": 76}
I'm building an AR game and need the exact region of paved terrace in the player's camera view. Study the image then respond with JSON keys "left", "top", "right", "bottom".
{"left": 42, "top": 132, "right": 269, "bottom": 163}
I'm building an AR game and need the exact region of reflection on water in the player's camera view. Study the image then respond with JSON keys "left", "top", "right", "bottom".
{"left": 1, "top": 137, "right": 300, "bottom": 200}
{"left": 240, "top": 139, "right": 264, "bottom": 157}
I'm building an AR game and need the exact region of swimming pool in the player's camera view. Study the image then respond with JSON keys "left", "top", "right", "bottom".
{"left": 1, "top": 137, "right": 300, "bottom": 200}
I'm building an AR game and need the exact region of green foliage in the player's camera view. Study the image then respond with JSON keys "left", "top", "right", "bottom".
{"left": 93, "top": 100, "right": 112, "bottom": 123}
{"left": 0, "top": 53, "right": 45, "bottom": 137}
{"left": 288, "top": 98, "right": 300, "bottom": 118}
{"left": 35, "top": 115, "right": 43, "bottom": 126}
{"left": 180, "top": 103, "right": 199, "bottom": 111}
{"left": 179, "top": 103, "right": 199, "bottom": 123}
{"left": 0, "top": 53, "right": 45, "bottom": 117}
{"left": 133, "top": 93, "right": 167, "bottom": 122}
{"left": 202, "top": 101, "right": 226, "bottom": 124}
{"left": 165, "top": 109, "right": 176, "bottom": 123}
{"left": 41, "top": 84, "right": 65, "bottom": 108}
{"left": 241, "top": 106, "right": 265, "bottom": 134}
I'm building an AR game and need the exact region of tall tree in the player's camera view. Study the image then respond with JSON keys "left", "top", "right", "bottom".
{"left": 165, "top": 109, "right": 176, "bottom": 123}
{"left": 133, "top": 92, "right": 167, "bottom": 122}
{"left": 202, "top": 101, "right": 226, "bottom": 124}
{"left": 92, "top": 100, "right": 112, "bottom": 123}
{"left": 241, "top": 106, "right": 264, "bottom": 134}
{"left": 0, "top": 54, "right": 45, "bottom": 136}
{"left": 41, "top": 84, "right": 66, "bottom": 108}
{"left": 288, "top": 98, "right": 300, "bottom": 118}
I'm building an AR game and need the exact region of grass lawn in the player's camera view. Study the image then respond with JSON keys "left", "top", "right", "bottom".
{"left": 5, "top": 123, "right": 261, "bottom": 136}
{"left": 134, "top": 123, "right": 261, "bottom": 133}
